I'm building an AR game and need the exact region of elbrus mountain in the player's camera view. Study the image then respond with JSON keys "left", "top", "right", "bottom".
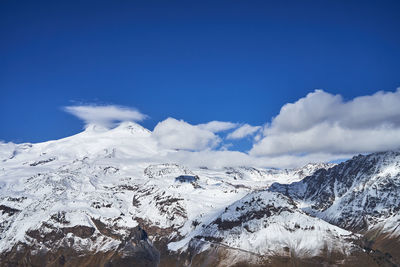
{"left": 0, "top": 122, "right": 399, "bottom": 266}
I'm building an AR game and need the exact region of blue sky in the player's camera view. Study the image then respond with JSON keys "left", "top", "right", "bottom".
{"left": 1, "top": 0, "right": 400, "bottom": 153}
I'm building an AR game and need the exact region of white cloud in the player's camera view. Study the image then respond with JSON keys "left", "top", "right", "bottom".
{"left": 152, "top": 118, "right": 221, "bottom": 151}
{"left": 197, "top": 121, "right": 238, "bottom": 132}
{"left": 64, "top": 105, "right": 147, "bottom": 128}
{"left": 227, "top": 124, "right": 261, "bottom": 140}
{"left": 251, "top": 89, "right": 400, "bottom": 157}
{"left": 164, "top": 150, "right": 349, "bottom": 169}
{"left": 60, "top": 88, "right": 400, "bottom": 168}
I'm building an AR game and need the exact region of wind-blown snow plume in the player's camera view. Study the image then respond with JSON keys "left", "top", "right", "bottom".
{"left": 64, "top": 105, "right": 147, "bottom": 128}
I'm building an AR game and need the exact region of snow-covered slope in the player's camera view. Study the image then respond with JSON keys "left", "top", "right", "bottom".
{"left": 189, "top": 191, "right": 357, "bottom": 262}
{"left": 270, "top": 151, "right": 400, "bottom": 266}
{"left": 270, "top": 151, "right": 400, "bottom": 232}
{"left": 0, "top": 122, "right": 399, "bottom": 266}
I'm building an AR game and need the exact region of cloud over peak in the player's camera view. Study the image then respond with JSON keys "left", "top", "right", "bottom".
{"left": 64, "top": 105, "right": 147, "bottom": 128}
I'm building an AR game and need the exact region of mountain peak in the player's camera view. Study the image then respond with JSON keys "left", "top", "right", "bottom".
{"left": 83, "top": 123, "right": 110, "bottom": 133}
{"left": 114, "top": 121, "right": 151, "bottom": 134}
{"left": 1, "top": 134, "right": 400, "bottom": 266}
{"left": 82, "top": 121, "right": 151, "bottom": 137}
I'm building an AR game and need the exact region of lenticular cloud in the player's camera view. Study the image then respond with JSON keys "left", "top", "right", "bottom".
{"left": 64, "top": 105, "right": 148, "bottom": 128}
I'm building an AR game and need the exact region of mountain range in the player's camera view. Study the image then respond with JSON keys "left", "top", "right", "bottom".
{"left": 1, "top": 122, "right": 399, "bottom": 266}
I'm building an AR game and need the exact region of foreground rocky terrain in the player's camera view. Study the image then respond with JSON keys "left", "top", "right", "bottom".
{"left": 1, "top": 122, "right": 399, "bottom": 266}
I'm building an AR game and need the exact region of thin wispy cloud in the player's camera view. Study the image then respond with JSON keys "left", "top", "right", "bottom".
{"left": 227, "top": 124, "right": 261, "bottom": 140}
{"left": 165, "top": 150, "right": 350, "bottom": 169}
{"left": 64, "top": 105, "right": 147, "bottom": 128}
{"left": 197, "top": 121, "right": 238, "bottom": 133}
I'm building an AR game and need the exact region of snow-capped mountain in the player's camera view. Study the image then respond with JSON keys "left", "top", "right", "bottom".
{"left": 270, "top": 151, "right": 400, "bottom": 231}
{"left": 0, "top": 122, "right": 399, "bottom": 266}
{"left": 270, "top": 151, "right": 400, "bottom": 265}
{"left": 186, "top": 190, "right": 361, "bottom": 266}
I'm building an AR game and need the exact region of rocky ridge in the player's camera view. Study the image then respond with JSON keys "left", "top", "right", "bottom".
{"left": 0, "top": 122, "right": 399, "bottom": 266}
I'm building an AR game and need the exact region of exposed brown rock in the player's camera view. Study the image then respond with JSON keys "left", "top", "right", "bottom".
{"left": 0, "top": 205, "right": 20, "bottom": 216}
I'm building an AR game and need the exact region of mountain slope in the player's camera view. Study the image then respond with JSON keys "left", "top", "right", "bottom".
{"left": 270, "top": 151, "right": 400, "bottom": 231}
{"left": 1, "top": 123, "right": 399, "bottom": 266}
{"left": 186, "top": 190, "right": 364, "bottom": 266}
{"left": 270, "top": 151, "right": 400, "bottom": 265}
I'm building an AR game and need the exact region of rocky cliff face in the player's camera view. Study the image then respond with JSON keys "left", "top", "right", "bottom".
{"left": 270, "top": 151, "right": 400, "bottom": 231}
{"left": 270, "top": 151, "right": 400, "bottom": 266}
{"left": 187, "top": 190, "right": 362, "bottom": 266}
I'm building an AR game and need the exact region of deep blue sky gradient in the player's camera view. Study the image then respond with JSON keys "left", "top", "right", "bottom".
{"left": 1, "top": 0, "right": 400, "bottom": 144}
